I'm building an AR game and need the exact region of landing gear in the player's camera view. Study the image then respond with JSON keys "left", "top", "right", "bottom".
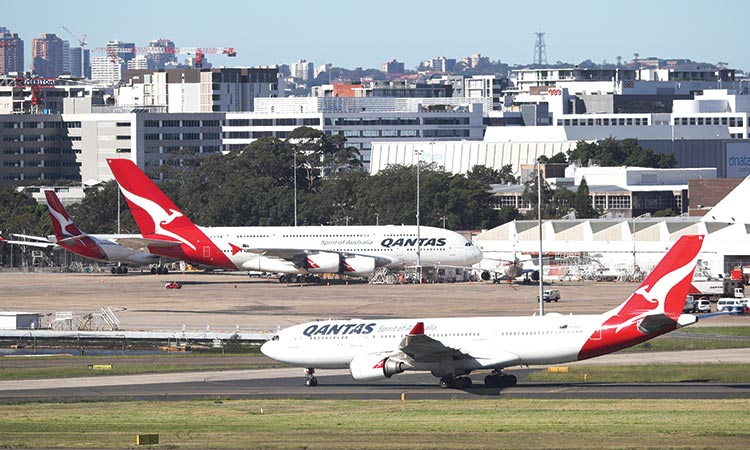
{"left": 111, "top": 266, "right": 129, "bottom": 274}
{"left": 438, "top": 375, "right": 472, "bottom": 389}
{"left": 484, "top": 370, "right": 517, "bottom": 388}
{"left": 304, "top": 368, "right": 318, "bottom": 387}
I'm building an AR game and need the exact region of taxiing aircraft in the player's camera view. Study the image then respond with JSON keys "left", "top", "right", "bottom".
{"left": 106, "top": 158, "right": 482, "bottom": 282}
{"left": 0, "top": 190, "right": 162, "bottom": 274}
{"left": 262, "top": 235, "right": 704, "bottom": 388}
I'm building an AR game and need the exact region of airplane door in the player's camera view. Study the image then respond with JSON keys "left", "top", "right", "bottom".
{"left": 203, "top": 246, "right": 211, "bottom": 258}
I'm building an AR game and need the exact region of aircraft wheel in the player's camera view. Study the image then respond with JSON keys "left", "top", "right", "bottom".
{"left": 456, "top": 377, "right": 472, "bottom": 389}
{"left": 296, "top": 274, "right": 305, "bottom": 284}
{"left": 111, "top": 267, "right": 117, "bottom": 274}
{"left": 122, "top": 267, "right": 128, "bottom": 274}
{"left": 279, "top": 275, "right": 287, "bottom": 283}
{"left": 484, "top": 374, "right": 501, "bottom": 388}
{"left": 163, "top": 267, "right": 169, "bottom": 275}
{"left": 503, "top": 374, "right": 518, "bottom": 387}
{"left": 439, "top": 376, "right": 456, "bottom": 389}
{"left": 305, "top": 376, "right": 318, "bottom": 387}
{"left": 150, "top": 267, "right": 157, "bottom": 274}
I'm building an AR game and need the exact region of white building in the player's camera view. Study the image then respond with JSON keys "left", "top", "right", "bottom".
{"left": 370, "top": 89, "right": 750, "bottom": 178}
{"left": 117, "top": 67, "right": 280, "bottom": 113}
{"left": 91, "top": 55, "right": 124, "bottom": 85}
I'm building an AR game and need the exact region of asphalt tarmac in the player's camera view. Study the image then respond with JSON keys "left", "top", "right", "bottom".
{"left": 1, "top": 271, "right": 749, "bottom": 403}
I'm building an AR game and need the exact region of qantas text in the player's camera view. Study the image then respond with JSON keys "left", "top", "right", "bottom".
{"left": 380, "top": 237, "right": 446, "bottom": 248}
{"left": 303, "top": 322, "right": 377, "bottom": 337}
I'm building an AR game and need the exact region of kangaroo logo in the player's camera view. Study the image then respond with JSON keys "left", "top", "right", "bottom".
{"left": 118, "top": 185, "right": 197, "bottom": 251}
{"left": 48, "top": 203, "right": 79, "bottom": 238}
{"left": 614, "top": 253, "right": 700, "bottom": 333}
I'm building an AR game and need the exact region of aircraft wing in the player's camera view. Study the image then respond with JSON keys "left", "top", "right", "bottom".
{"left": 112, "top": 237, "right": 183, "bottom": 251}
{"left": 244, "top": 247, "right": 392, "bottom": 267}
{"left": 397, "top": 322, "right": 521, "bottom": 367}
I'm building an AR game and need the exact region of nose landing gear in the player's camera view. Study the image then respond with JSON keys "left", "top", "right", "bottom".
{"left": 304, "top": 368, "right": 318, "bottom": 387}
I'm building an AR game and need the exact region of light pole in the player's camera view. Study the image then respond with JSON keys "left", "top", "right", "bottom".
{"left": 414, "top": 148, "right": 424, "bottom": 283}
{"left": 537, "top": 161, "right": 544, "bottom": 317}
{"left": 293, "top": 147, "right": 297, "bottom": 227}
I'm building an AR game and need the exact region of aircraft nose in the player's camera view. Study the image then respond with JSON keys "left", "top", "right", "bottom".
{"left": 471, "top": 246, "right": 483, "bottom": 264}
{"left": 260, "top": 340, "right": 276, "bottom": 359}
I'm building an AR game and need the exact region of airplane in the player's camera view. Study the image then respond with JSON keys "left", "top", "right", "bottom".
{"left": 106, "top": 158, "right": 483, "bottom": 282}
{"left": 0, "top": 190, "right": 163, "bottom": 274}
{"left": 261, "top": 234, "right": 704, "bottom": 388}
{"left": 479, "top": 255, "right": 539, "bottom": 283}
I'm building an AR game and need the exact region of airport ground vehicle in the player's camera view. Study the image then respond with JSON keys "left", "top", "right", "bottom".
{"left": 717, "top": 298, "right": 744, "bottom": 312}
{"left": 697, "top": 298, "right": 712, "bottom": 313}
{"left": 542, "top": 289, "right": 560, "bottom": 302}
{"left": 683, "top": 296, "right": 697, "bottom": 313}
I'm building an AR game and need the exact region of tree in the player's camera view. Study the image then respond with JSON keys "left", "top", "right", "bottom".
{"left": 571, "top": 177, "right": 600, "bottom": 218}
{"left": 67, "top": 182, "right": 137, "bottom": 234}
{"left": 521, "top": 176, "right": 555, "bottom": 220}
{"left": 567, "top": 138, "right": 676, "bottom": 169}
{"left": 466, "top": 165, "right": 517, "bottom": 185}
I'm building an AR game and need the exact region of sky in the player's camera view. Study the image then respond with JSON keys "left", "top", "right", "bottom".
{"left": 7, "top": 0, "right": 749, "bottom": 73}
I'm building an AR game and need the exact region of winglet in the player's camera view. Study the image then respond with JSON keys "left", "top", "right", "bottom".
{"left": 408, "top": 322, "right": 425, "bottom": 336}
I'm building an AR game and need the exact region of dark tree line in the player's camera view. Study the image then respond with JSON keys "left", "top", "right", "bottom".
{"left": 1, "top": 132, "right": 678, "bottom": 264}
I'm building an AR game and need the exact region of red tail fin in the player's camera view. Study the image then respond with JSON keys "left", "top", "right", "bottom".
{"left": 617, "top": 235, "right": 703, "bottom": 320}
{"left": 44, "top": 190, "right": 105, "bottom": 260}
{"left": 579, "top": 235, "right": 704, "bottom": 360}
{"left": 45, "top": 190, "right": 83, "bottom": 239}
{"left": 106, "top": 158, "right": 191, "bottom": 239}
{"left": 106, "top": 158, "right": 236, "bottom": 270}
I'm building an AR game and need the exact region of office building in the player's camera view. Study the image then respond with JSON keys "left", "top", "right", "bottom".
{"left": 0, "top": 27, "right": 24, "bottom": 75}
{"left": 32, "top": 33, "right": 64, "bottom": 78}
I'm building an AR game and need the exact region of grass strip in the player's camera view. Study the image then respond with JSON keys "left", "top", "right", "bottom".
{"left": 528, "top": 363, "right": 750, "bottom": 383}
{"left": 0, "top": 399, "right": 748, "bottom": 449}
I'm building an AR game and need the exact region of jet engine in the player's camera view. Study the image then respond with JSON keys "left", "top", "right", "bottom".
{"left": 341, "top": 255, "right": 376, "bottom": 278}
{"left": 349, "top": 354, "right": 409, "bottom": 381}
{"left": 305, "top": 252, "right": 341, "bottom": 273}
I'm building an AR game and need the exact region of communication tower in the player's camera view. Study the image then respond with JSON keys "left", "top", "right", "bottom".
{"left": 533, "top": 32, "right": 548, "bottom": 66}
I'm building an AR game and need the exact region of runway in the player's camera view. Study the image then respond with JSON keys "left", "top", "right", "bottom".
{"left": 2, "top": 350, "right": 750, "bottom": 402}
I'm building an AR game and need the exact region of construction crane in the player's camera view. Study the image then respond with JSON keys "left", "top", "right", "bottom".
{"left": 92, "top": 45, "right": 237, "bottom": 68}
{"left": 62, "top": 27, "right": 87, "bottom": 76}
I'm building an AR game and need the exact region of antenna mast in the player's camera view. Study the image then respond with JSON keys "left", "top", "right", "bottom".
{"left": 533, "top": 32, "right": 547, "bottom": 66}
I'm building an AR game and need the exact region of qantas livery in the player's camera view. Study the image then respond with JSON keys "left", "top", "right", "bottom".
{"left": 262, "top": 235, "right": 704, "bottom": 388}
{"left": 106, "top": 158, "right": 482, "bottom": 282}
{"left": 1, "top": 190, "right": 161, "bottom": 274}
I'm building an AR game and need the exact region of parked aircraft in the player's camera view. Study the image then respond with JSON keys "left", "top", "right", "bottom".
{"left": 106, "top": 158, "right": 482, "bottom": 282}
{"left": 0, "top": 190, "right": 163, "bottom": 274}
{"left": 261, "top": 235, "right": 704, "bottom": 388}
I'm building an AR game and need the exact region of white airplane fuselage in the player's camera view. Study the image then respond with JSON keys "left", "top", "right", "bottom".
{"left": 193, "top": 224, "right": 482, "bottom": 275}
{"left": 262, "top": 314, "right": 601, "bottom": 370}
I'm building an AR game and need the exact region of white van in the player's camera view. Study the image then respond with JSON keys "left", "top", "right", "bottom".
{"left": 716, "top": 298, "right": 743, "bottom": 312}
{"left": 696, "top": 298, "right": 712, "bottom": 313}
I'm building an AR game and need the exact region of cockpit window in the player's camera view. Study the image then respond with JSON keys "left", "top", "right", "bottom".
{"left": 271, "top": 335, "right": 279, "bottom": 341}
{"left": 465, "top": 242, "right": 474, "bottom": 246}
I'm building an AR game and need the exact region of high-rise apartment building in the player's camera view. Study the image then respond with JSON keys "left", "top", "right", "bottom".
{"left": 32, "top": 33, "right": 64, "bottom": 77}
{"left": 291, "top": 59, "right": 314, "bottom": 81}
{"left": 91, "top": 55, "right": 124, "bottom": 84}
{"left": 381, "top": 59, "right": 405, "bottom": 76}
{"left": 0, "top": 27, "right": 24, "bottom": 75}
{"left": 70, "top": 47, "right": 91, "bottom": 78}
